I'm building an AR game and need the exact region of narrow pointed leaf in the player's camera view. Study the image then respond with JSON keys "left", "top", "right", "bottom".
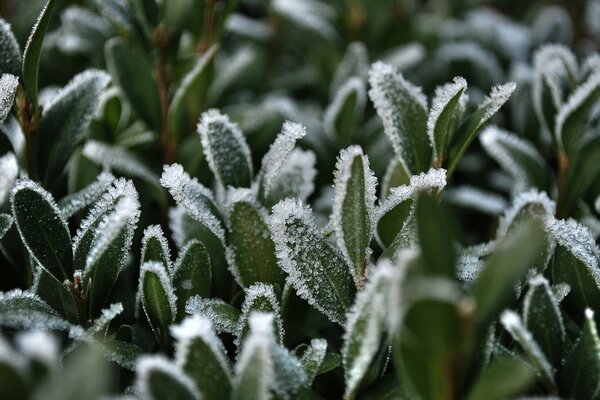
{"left": 324, "top": 78, "right": 366, "bottom": 145}
{"left": 173, "top": 240, "right": 212, "bottom": 319}
{"left": 139, "top": 262, "right": 176, "bottom": 345}
{"left": 22, "top": 0, "right": 56, "bottom": 108}
{"left": 270, "top": 199, "right": 356, "bottom": 325}
{"left": 172, "top": 315, "right": 232, "bottom": 400}
{"left": 10, "top": 179, "right": 73, "bottom": 281}
{"left": 271, "top": 342, "right": 309, "bottom": 399}
{"left": 141, "top": 225, "right": 172, "bottom": 272}
{"left": 300, "top": 339, "right": 327, "bottom": 384}
{"left": 263, "top": 148, "right": 317, "bottom": 208}
{"left": 136, "top": 356, "right": 201, "bottom": 400}
{"left": 332, "top": 146, "right": 377, "bottom": 287}
{"left": 0, "top": 18, "right": 22, "bottom": 76}
{"left": 236, "top": 283, "right": 284, "bottom": 348}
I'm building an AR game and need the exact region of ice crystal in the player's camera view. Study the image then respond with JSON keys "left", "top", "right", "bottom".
{"left": 59, "top": 172, "right": 114, "bottom": 219}
{"left": 141, "top": 225, "right": 173, "bottom": 273}
{"left": 0, "top": 151, "right": 18, "bottom": 205}
{"left": 0, "top": 74, "right": 18, "bottom": 123}
{"left": 235, "top": 283, "right": 284, "bottom": 348}
{"left": 138, "top": 261, "right": 177, "bottom": 327}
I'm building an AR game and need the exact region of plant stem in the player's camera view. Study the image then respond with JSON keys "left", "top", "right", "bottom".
{"left": 556, "top": 151, "right": 569, "bottom": 218}
{"left": 153, "top": 24, "right": 176, "bottom": 164}
{"left": 16, "top": 86, "right": 39, "bottom": 181}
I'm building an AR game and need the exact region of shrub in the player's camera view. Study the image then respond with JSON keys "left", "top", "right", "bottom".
{"left": 1, "top": 0, "right": 600, "bottom": 399}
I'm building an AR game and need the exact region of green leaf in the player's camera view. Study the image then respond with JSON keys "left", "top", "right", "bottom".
{"left": 480, "top": 126, "right": 552, "bottom": 193}
{"left": 447, "top": 81, "right": 516, "bottom": 176}
{"left": 105, "top": 37, "right": 162, "bottom": 130}
{"left": 84, "top": 195, "right": 139, "bottom": 317}
{"left": 171, "top": 315, "right": 233, "bottom": 400}
{"left": 0, "top": 289, "right": 71, "bottom": 331}
{"left": 0, "top": 18, "right": 22, "bottom": 76}
{"left": 185, "top": 297, "right": 240, "bottom": 335}
{"left": 559, "top": 308, "right": 600, "bottom": 399}
{"left": 0, "top": 339, "right": 27, "bottom": 400}
{"left": 0, "top": 213, "right": 12, "bottom": 239}
{"left": 235, "top": 283, "right": 284, "bottom": 348}
{"left": 270, "top": 199, "right": 356, "bottom": 326}
{"left": 0, "top": 74, "right": 18, "bottom": 124}
{"left": 22, "top": 0, "right": 56, "bottom": 109}
{"left": 427, "top": 77, "right": 468, "bottom": 164}
{"left": 416, "top": 192, "right": 456, "bottom": 278}
{"left": 271, "top": 342, "right": 309, "bottom": 398}
{"left": 325, "top": 78, "right": 366, "bottom": 145}
{"left": 368, "top": 62, "right": 430, "bottom": 174}
{"left": 37, "top": 70, "right": 110, "bottom": 185}
{"left": 318, "top": 352, "right": 342, "bottom": 375}
{"left": 137, "top": 356, "right": 201, "bottom": 400}
{"left": 33, "top": 267, "right": 78, "bottom": 323}
{"left": 227, "top": 189, "right": 281, "bottom": 288}
{"left": 139, "top": 262, "right": 176, "bottom": 347}
{"left": 10, "top": 179, "right": 73, "bottom": 281}
{"left": 523, "top": 275, "right": 565, "bottom": 366}
{"left": 466, "top": 356, "right": 535, "bottom": 400}
{"left": 332, "top": 146, "right": 377, "bottom": 287}
{"left": 93, "top": 0, "right": 144, "bottom": 39}
{"left": 141, "top": 225, "right": 172, "bottom": 271}
{"left": 173, "top": 240, "right": 212, "bottom": 319}
{"left": 472, "top": 218, "right": 545, "bottom": 326}
{"left": 549, "top": 218, "right": 600, "bottom": 322}
{"left": 232, "top": 313, "right": 276, "bottom": 400}
{"left": 500, "top": 310, "right": 555, "bottom": 389}
{"left": 343, "top": 261, "right": 395, "bottom": 400}
{"left": 555, "top": 73, "right": 600, "bottom": 155}
{"left": 169, "top": 45, "right": 218, "bottom": 141}
{"left": 198, "top": 109, "right": 253, "bottom": 192}
{"left": 381, "top": 158, "right": 410, "bottom": 198}
{"left": 299, "top": 339, "right": 327, "bottom": 384}
{"left": 564, "top": 134, "right": 600, "bottom": 215}
{"left": 58, "top": 172, "right": 114, "bottom": 219}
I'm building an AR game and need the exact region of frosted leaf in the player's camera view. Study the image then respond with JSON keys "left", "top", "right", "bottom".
{"left": 138, "top": 261, "right": 177, "bottom": 329}
{"left": 368, "top": 61, "right": 429, "bottom": 174}
{"left": 500, "top": 310, "right": 555, "bottom": 387}
{"left": 324, "top": 77, "right": 366, "bottom": 138}
{"left": 465, "top": 9, "right": 530, "bottom": 60}
{"left": 82, "top": 140, "right": 159, "bottom": 187}
{"left": 225, "top": 14, "right": 273, "bottom": 41}
{"left": 272, "top": 0, "right": 337, "bottom": 41}
{"left": 299, "top": 339, "right": 327, "bottom": 384}
{"left": 269, "top": 199, "right": 356, "bottom": 325}
{"left": 0, "top": 74, "right": 18, "bottom": 123}
{"left": 51, "top": 6, "right": 111, "bottom": 55}
{"left": 480, "top": 126, "right": 549, "bottom": 193}
{"left": 185, "top": 297, "right": 240, "bottom": 335}
{"left": 342, "top": 260, "right": 395, "bottom": 399}
{"left": 331, "top": 146, "right": 377, "bottom": 286}
{"left": 551, "top": 283, "right": 571, "bottom": 303}
{"left": 0, "top": 151, "right": 18, "bottom": 206}
{"left": 385, "top": 249, "right": 416, "bottom": 332}
{"left": 59, "top": 172, "right": 114, "bottom": 219}
{"left": 208, "top": 47, "right": 256, "bottom": 103}
{"left": 232, "top": 312, "right": 275, "bottom": 400}
{"left": 161, "top": 164, "right": 225, "bottom": 244}
{"left": 259, "top": 121, "right": 307, "bottom": 200}
{"left": 382, "top": 42, "right": 425, "bottom": 71}
{"left": 436, "top": 41, "right": 504, "bottom": 84}
{"left": 497, "top": 189, "right": 555, "bottom": 238}
{"left": 197, "top": 109, "right": 253, "bottom": 196}
{"left": 477, "top": 81, "right": 517, "bottom": 129}
{"left": 586, "top": 1, "right": 600, "bottom": 36}
{"left": 264, "top": 148, "right": 317, "bottom": 207}
{"left": 532, "top": 6, "right": 573, "bottom": 45}
{"left": 427, "top": 76, "right": 468, "bottom": 160}
{"left": 1, "top": 114, "right": 24, "bottom": 155}
{"left": 235, "top": 283, "right": 284, "bottom": 349}
{"left": 141, "top": 225, "right": 173, "bottom": 273}
{"left": 171, "top": 315, "right": 232, "bottom": 389}
{"left": 533, "top": 44, "right": 579, "bottom": 83}
{"left": 16, "top": 330, "right": 58, "bottom": 364}
{"left": 270, "top": 342, "right": 308, "bottom": 399}
{"left": 456, "top": 252, "right": 484, "bottom": 282}
{"left": 0, "top": 289, "right": 71, "bottom": 331}
{"left": 446, "top": 186, "right": 507, "bottom": 215}
{"left": 331, "top": 42, "right": 369, "bottom": 96}
{"left": 88, "top": 303, "right": 124, "bottom": 338}
{"left": 136, "top": 356, "right": 201, "bottom": 400}
{"left": 582, "top": 54, "right": 600, "bottom": 81}
{"left": 0, "top": 18, "right": 21, "bottom": 76}
{"left": 555, "top": 72, "right": 600, "bottom": 152}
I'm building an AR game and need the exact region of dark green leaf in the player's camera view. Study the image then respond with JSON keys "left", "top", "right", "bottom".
{"left": 141, "top": 225, "right": 172, "bottom": 270}
{"left": 22, "top": 0, "right": 56, "bottom": 109}
{"left": 0, "top": 18, "right": 22, "bottom": 76}
{"left": 185, "top": 297, "right": 240, "bottom": 335}
{"left": 325, "top": 78, "right": 365, "bottom": 146}
{"left": 58, "top": 172, "right": 114, "bottom": 219}
{"left": 0, "top": 213, "right": 12, "bottom": 239}
{"left": 236, "top": 283, "right": 283, "bottom": 348}
{"left": 173, "top": 240, "right": 211, "bottom": 319}
{"left": 139, "top": 262, "right": 176, "bottom": 346}
{"left": 299, "top": 339, "right": 327, "bottom": 384}
{"left": 381, "top": 158, "right": 410, "bottom": 198}
{"left": 466, "top": 356, "right": 535, "bottom": 400}
{"left": 10, "top": 179, "right": 73, "bottom": 281}
{"left": 137, "top": 356, "right": 201, "bottom": 400}
{"left": 33, "top": 267, "right": 78, "bottom": 323}
{"left": 0, "top": 289, "right": 70, "bottom": 330}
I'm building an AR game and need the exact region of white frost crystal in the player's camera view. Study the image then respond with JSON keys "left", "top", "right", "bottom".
{"left": 136, "top": 355, "right": 201, "bottom": 400}
{"left": 0, "top": 152, "right": 18, "bottom": 205}
{"left": 0, "top": 73, "right": 18, "bottom": 123}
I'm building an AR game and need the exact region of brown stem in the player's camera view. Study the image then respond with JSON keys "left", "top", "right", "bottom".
{"left": 153, "top": 24, "right": 176, "bottom": 164}
{"left": 556, "top": 151, "right": 569, "bottom": 219}
{"left": 197, "top": 0, "right": 217, "bottom": 54}
{"left": 16, "top": 86, "right": 39, "bottom": 181}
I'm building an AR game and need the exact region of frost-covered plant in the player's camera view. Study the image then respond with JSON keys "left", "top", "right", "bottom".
{"left": 1, "top": 0, "right": 600, "bottom": 399}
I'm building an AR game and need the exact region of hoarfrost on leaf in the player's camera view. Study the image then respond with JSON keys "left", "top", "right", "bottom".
{"left": 0, "top": 18, "right": 22, "bottom": 76}
{"left": 0, "top": 74, "right": 18, "bottom": 123}
{"left": 271, "top": 0, "right": 337, "bottom": 41}
{"left": 0, "top": 151, "right": 18, "bottom": 206}
{"left": 141, "top": 224, "right": 173, "bottom": 273}
{"left": 185, "top": 297, "right": 241, "bottom": 335}
{"left": 324, "top": 77, "right": 366, "bottom": 137}
{"left": 59, "top": 172, "right": 114, "bottom": 219}
{"left": 136, "top": 355, "right": 201, "bottom": 400}
{"left": 0, "top": 289, "right": 71, "bottom": 331}
{"left": 331, "top": 42, "right": 369, "bottom": 96}
{"left": 236, "top": 283, "right": 284, "bottom": 348}
{"left": 15, "top": 330, "right": 58, "bottom": 364}
{"left": 138, "top": 261, "right": 177, "bottom": 328}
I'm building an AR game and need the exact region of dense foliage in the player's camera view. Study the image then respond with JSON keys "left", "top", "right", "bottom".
{"left": 1, "top": 0, "right": 600, "bottom": 399}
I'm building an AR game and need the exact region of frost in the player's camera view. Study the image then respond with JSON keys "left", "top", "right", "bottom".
{"left": 465, "top": 9, "right": 530, "bottom": 60}
{"left": 478, "top": 81, "right": 517, "bottom": 128}
{"left": 523, "top": 276, "right": 564, "bottom": 342}
{"left": 0, "top": 18, "right": 22, "bottom": 76}
{"left": 266, "top": 148, "right": 317, "bottom": 204}
{"left": 551, "top": 283, "right": 571, "bottom": 303}
{"left": 136, "top": 355, "right": 201, "bottom": 400}
{"left": 496, "top": 189, "right": 555, "bottom": 238}
{"left": 427, "top": 76, "right": 468, "bottom": 159}
{"left": 555, "top": 72, "right": 600, "bottom": 147}
{"left": 141, "top": 225, "right": 173, "bottom": 273}
{"left": 15, "top": 330, "right": 58, "bottom": 364}
{"left": 300, "top": 338, "right": 327, "bottom": 383}
{"left": 88, "top": 303, "right": 124, "bottom": 337}
{"left": 82, "top": 140, "right": 159, "bottom": 186}
{"left": 138, "top": 261, "right": 177, "bottom": 326}
{"left": 272, "top": 0, "right": 337, "bottom": 41}
{"left": 532, "top": 6, "right": 573, "bottom": 45}
{"left": 171, "top": 315, "right": 231, "bottom": 378}
{"left": 185, "top": 297, "right": 240, "bottom": 335}
{"left": 586, "top": 0, "right": 600, "bottom": 36}
{"left": 456, "top": 252, "right": 484, "bottom": 282}
{"left": 51, "top": 6, "right": 111, "bottom": 55}
{"left": 446, "top": 186, "right": 507, "bottom": 215}
{"left": 259, "top": 121, "right": 307, "bottom": 199}
{"left": 324, "top": 78, "right": 366, "bottom": 138}
{"left": 331, "top": 42, "right": 369, "bottom": 96}
{"left": 331, "top": 146, "right": 377, "bottom": 283}
{"left": 500, "top": 310, "right": 555, "bottom": 386}
{"left": 236, "top": 283, "right": 284, "bottom": 348}
{"left": 0, "top": 151, "right": 18, "bottom": 205}
{"left": 382, "top": 43, "right": 425, "bottom": 71}
{"left": 436, "top": 42, "right": 504, "bottom": 84}
{"left": 59, "top": 172, "right": 114, "bottom": 218}
{"left": 161, "top": 164, "right": 225, "bottom": 243}
{"left": 225, "top": 14, "right": 272, "bottom": 41}
{"left": 0, "top": 289, "right": 71, "bottom": 331}
{"left": 0, "top": 74, "right": 18, "bottom": 123}
{"left": 209, "top": 47, "right": 256, "bottom": 102}
{"left": 480, "top": 126, "right": 548, "bottom": 192}
{"left": 582, "top": 54, "right": 600, "bottom": 81}
{"left": 197, "top": 109, "right": 253, "bottom": 195}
